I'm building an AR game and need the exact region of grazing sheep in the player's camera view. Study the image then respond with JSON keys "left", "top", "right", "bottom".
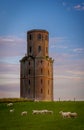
{"left": 32, "top": 109, "right": 53, "bottom": 114}
{"left": 59, "top": 111, "right": 71, "bottom": 118}
{"left": 34, "top": 99, "right": 39, "bottom": 102}
{"left": 21, "top": 111, "right": 27, "bottom": 116}
{"left": 70, "top": 112, "right": 78, "bottom": 118}
{"left": 32, "top": 110, "right": 42, "bottom": 114}
{"left": 47, "top": 110, "right": 53, "bottom": 114}
{"left": 10, "top": 109, "right": 14, "bottom": 113}
{"left": 7, "top": 103, "right": 13, "bottom": 107}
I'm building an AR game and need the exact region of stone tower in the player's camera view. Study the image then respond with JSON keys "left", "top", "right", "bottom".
{"left": 20, "top": 29, "right": 54, "bottom": 101}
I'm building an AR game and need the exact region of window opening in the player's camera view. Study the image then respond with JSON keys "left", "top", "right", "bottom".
{"left": 41, "top": 79, "right": 43, "bottom": 84}
{"left": 41, "top": 88, "right": 43, "bottom": 93}
{"left": 29, "top": 61, "right": 30, "bottom": 66}
{"left": 48, "top": 89, "right": 49, "bottom": 95}
{"left": 29, "top": 46, "right": 32, "bottom": 53}
{"left": 38, "top": 34, "right": 41, "bottom": 40}
{"left": 38, "top": 46, "right": 41, "bottom": 52}
{"left": 48, "top": 70, "right": 49, "bottom": 75}
{"left": 29, "top": 79, "right": 30, "bottom": 85}
{"left": 29, "top": 34, "right": 33, "bottom": 40}
{"left": 41, "top": 68, "right": 43, "bottom": 74}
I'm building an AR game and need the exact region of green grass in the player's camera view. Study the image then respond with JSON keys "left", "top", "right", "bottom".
{"left": 0, "top": 101, "right": 84, "bottom": 130}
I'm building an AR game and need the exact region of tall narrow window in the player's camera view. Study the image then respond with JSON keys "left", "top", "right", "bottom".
{"left": 38, "top": 34, "right": 41, "bottom": 40}
{"left": 28, "top": 79, "right": 30, "bottom": 85}
{"left": 29, "top": 46, "right": 32, "bottom": 53}
{"left": 48, "top": 70, "right": 49, "bottom": 75}
{"left": 41, "top": 79, "right": 43, "bottom": 84}
{"left": 38, "top": 46, "right": 41, "bottom": 52}
{"left": 48, "top": 80, "right": 49, "bottom": 85}
{"left": 30, "top": 34, "right": 31, "bottom": 40}
{"left": 29, "top": 61, "right": 30, "bottom": 66}
{"left": 41, "top": 88, "right": 43, "bottom": 93}
{"left": 48, "top": 89, "right": 49, "bottom": 95}
{"left": 29, "top": 34, "right": 33, "bottom": 40}
{"left": 41, "top": 60, "right": 43, "bottom": 64}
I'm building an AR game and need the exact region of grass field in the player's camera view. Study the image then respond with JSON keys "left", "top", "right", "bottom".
{"left": 0, "top": 100, "right": 84, "bottom": 130}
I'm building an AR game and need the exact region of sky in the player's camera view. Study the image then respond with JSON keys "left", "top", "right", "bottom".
{"left": 0, "top": 0, "right": 84, "bottom": 100}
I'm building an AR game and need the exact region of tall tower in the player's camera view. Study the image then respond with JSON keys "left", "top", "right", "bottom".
{"left": 20, "top": 29, "right": 54, "bottom": 101}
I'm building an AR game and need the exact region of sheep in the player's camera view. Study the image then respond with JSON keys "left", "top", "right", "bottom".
{"left": 42, "top": 110, "right": 53, "bottom": 114}
{"left": 32, "top": 109, "right": 53, "bottom": 114}
{"left": 41, "top": 109, "right": 48, "bottom": 114}
{"left": 7, "top": 103, "right": 13, "bottom": 107}
{"left": 34, "top": 99, "right": 39, "bottom": 102}
{"left": 10, "top": 109, "right": 14, "bottom": 113}
{"left": 59, "top": 111, "right": 71, "bottom": 118}
{"left": 69, "top": 112, "right": 78, "bottom": 118}
{"left": 21, "top": 111, "right": 27, "bottom": 116}
{"left": 47, "top": 110, "right": 53, "bottom": 114}
{"left": 32, "top": 110, "right": 42, "bottom": 114}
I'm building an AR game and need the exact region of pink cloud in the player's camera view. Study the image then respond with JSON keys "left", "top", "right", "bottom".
{"left": 0, "top": 36, "right": 26, "bottom": 57}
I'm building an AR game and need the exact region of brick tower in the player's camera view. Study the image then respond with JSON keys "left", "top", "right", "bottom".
{"left": 20, "top": 29, "right": 54, "bottom": 101}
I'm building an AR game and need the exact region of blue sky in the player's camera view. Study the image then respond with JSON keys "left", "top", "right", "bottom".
{"left": 0, "top": 0, "right": 84, "bottom": 100}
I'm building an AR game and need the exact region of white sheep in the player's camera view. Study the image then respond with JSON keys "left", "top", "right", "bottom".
{"left": 59, "top": 111, "right": 71, "bottom": 118}
{"left": 32, "top": 110, "right": 42, "bottom": 114}
{"left": 69, "top": 112, "right": 78, "bottom": 118}
{"left": 10, "top": 109, "right": 14, "bottom": 113}
{"left": 21, "top": 111, "right": 27, "bottom": 116}
{"left": 47, "top": 110, "right": 53, "bottom": 114}
{"left": 32, "top": 109, "right": 53, "bottom": 114}
{"left": 7, "top": 103, "right": 13, "bottom": 107}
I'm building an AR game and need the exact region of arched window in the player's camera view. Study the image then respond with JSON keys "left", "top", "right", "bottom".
{"left": 41, "top": 79, "right": 43, "bottom": 84}
{"left": 41, "top": 88, "right": 43, "bottom": 93}
{"left": 48, "top": 89, "right": 49, "bottom": 95}
{"left": 29, "top": 61, "right": 30, "bottom": 66}
{"left": 38, "top": 46, "right": 41, "bottom": 52}
{"left": 38, "top": 34, "right": 41, "bottom": 40}
{"left": 48, "top": 70, "right": 49, "bottom": 75}
{"left": 29, "top": 34, "right": 33, "bottom": 40}
{"left": 41, "top": 60, "right": 43, "bottom": 64}
{"left": 29, "top": 46, "right": 32, "bottom": 53}
{"left": 41, "top": 68, "right": 43, "bottom": 74}
{"left": 28, "top": 79, "right": 30, "bottom": 85}
{"left": 48, "top": 80, "right": 49, "bottom": 85}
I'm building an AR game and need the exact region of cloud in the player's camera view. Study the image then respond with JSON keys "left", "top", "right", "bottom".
{"left": 0, "top": 36, "right": 26, "bottom": 57}
{"left": 0, "top": 62, "right": 20, "bottom": 74}
{"left": 73, "top": 48, "right": 84, "bottom": 53}
{"left": 67, "top": 70, "right": 84, "bottom": 76}
{"left": 74, "top": 4, "right": 84, "bottom": 11}
{"left": 54, "top": 75, "right": 81, "bottom": 80}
